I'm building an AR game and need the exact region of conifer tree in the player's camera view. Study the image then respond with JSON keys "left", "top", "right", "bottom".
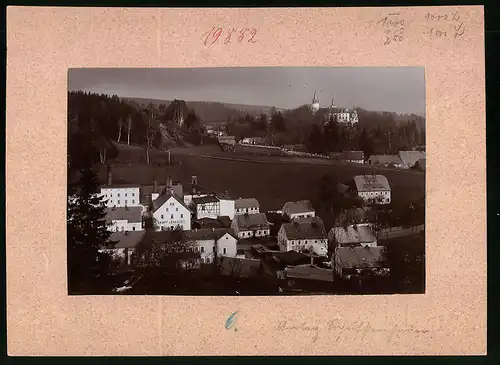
{"left": 67, "top": 162, "right": 114, "bottom": 293}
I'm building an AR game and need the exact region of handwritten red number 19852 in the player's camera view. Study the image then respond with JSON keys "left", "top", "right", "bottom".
{"left": 203, "top": 27, "right": 257, "bottom": 46}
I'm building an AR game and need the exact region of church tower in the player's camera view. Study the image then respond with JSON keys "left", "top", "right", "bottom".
{"left": 310, "top": 90, "right": 320, "bottom": 113}
{"left": 328, "top": 96, "right": 336, "bottom": 121}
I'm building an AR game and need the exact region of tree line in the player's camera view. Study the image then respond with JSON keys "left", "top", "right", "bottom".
{"left": 221, "top": 105, "right": 425, "bottom": 156}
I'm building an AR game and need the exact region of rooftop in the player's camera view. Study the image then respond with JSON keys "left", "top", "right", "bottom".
{"left": 399, "top": 150, "right": 426, "bottom": 167}
{"left": 152, "top": 191, "right": 190, "bottom": 213}
{"left": 281, "top": 216, "right": 327, "bottom": 240}
{"left": 193, "top": 195, "right": 220, "bottom": 205}
{"left": 219, "top": 257, "right": 263, "bottom": 278}
{"left": 328, "top": 224, "right": 376, "bottom": 245}
{"left": 105, "top": 206, "right": 143, "bottom": 223}
{"left": 282, "top": 200, "right": 315, "bottom": 215}
{"left": 335, "top": 246, "right": 386, "bottom": 269}
{"left": 235, "top": 198, "right": 260, "bottom": 209}
{"left": 234, "top": 213, "right": 270, "bottom": 230}
{"left": 285, "top": 264, "right": 333, "bottom": 282}
{"left": 140, "top": 183, "right": 183, "bottom": 205}
{"left": 353, "top": 174, "right": 391, "bottom": 192}
{"left": 185, "top": 228, "right": 237, "bottom": 241}
{"left": 107, "top": 231, "right": 146, "bottom": 249}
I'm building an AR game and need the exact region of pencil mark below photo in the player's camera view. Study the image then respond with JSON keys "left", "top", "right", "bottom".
{"left": 67, "top": 67, "right": 426, "bottom": 296}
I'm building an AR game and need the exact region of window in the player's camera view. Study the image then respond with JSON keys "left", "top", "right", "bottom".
{"left": 132, "top": 200, "right": 135, "bottom": 204}
{"left": 125, "top": 200, "right": 128, "bottom": 204}
{"left": 201, "top": 247, "right": 205, "bottom": 253}
{"left": 223, "top": 248, "right": 227, "bottom": 254}
{"left": 257, "top": 230, "right": 261, "bottom": 235}
{"left": 206, "top": 257, "right": 210, "bottom": 263}
{"left": 170, "top": 202, "right": 174, "bottom": 206}
{"left": 118, "top": 200, "right": 121, "bottom": 204}
{"left": 132, "top": 226, "right": 136, "bottom": 231}
{"left": 201, "top": 206, "right": 205, "bottom": 211}
{"left": 125, "top": 193, "right": 127, "bottom": 197}
{"left": 170, "top": 226, "right": 174, "bottom": 230}
{"left": 166, "top": 208, "right": 168, "bottom": 212}
{"left": 213, "top": 246, "right": 216, "bottom": 252}
{"left": 176, "top": 208, "right": 178, "bottom": 212}
{"left": 194, "top": 246, "right": 199, "bottom": 252}
{"left": 171, "top": 214, "right": 174, "bottom": 219}
{"left": 180, "top": 214, "right": 183, "bottom": 218}
{"left": 132, "top": 193, "right": 135, "bottom": 197}
{"left": 161, "top": 214, "right": 164, "bottom": 219}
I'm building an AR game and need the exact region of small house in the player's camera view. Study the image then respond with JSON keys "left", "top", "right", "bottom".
{"left": 328, "top": 223, "right": 378, "bottom": 248}
{"left": 235, "top": 198, "right": 260, "bottom": 215}
{"left": 231, "top": 213, "right": 271, "bottom": 239}
{"left": 185, "top": 228, "right": 238, "bottom": 264}
{"left": 332, "top": 246, "right": 389, "bottom": 279}
{"left": 366, "top": 155, "right": 403, "bottom": 168}
{"left": 282, "top": 200, "right": 315, "bottom": 220}
{"left": 99, "top": 231, "right": 146, "bottom": 266}
{"left": 277, "top": 216, "right": 328, "bottom": 257}
{"left": 105, "top": 206, "right": 143, "bottom": 232}
{"left": 151, "top": 191, "right": 191, "bottom": 231}
{"left": 353, "top": 174, "right": 391, "bottom": 204}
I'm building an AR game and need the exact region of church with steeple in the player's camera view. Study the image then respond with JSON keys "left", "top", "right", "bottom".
{"left": 309, "top": 91, "right": 358, "bottom": 124}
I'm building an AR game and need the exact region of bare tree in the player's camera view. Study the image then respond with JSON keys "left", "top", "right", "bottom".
{"left": 117, "top": 117, "right": 123, "bottom": 143}
{"left": 127, "top": 115, "right": 132, "bottom": 145}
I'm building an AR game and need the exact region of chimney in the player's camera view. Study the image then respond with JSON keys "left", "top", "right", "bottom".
{"left": 191, "top": 175, "right": 197, "bottom": 186}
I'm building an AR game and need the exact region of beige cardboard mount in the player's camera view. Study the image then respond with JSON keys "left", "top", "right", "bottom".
{"left": 6, "top": 6, "right": 486, "bottom": 356}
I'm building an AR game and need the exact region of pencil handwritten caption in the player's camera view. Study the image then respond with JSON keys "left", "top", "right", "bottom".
{"left": 376, "top": 12, "right": 406, "bottom": 46}
{"left": 423, "top": 10, "right": 465, "bottom": 39}
{"left": 276, "top": 318, "right": 430, "bottom": 344}
{"left": 203, "top": 27, "right": 258, "bottom": 47}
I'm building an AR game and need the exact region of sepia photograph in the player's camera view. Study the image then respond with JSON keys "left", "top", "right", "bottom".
{"left": 67, "top": 67, "right": 426, "bottom": 296}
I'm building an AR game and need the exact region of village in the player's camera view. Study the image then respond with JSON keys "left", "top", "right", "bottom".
{"left": 93, "top": 138, "right": 425, "bottom": 295}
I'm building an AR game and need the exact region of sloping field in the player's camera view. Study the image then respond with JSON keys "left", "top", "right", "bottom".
{"left": 99, "top": 144, "right": 425, "bottom": 213}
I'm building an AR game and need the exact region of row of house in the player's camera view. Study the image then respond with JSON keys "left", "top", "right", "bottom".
{"left": 95, "top": 171, "right": 391, "bottom": 282}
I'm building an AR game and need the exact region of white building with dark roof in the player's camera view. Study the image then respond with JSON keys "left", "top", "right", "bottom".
{"left": 353, "top": 174, "right": 391, "bottom": 204}
{"left": 151, "top": 191, "right": 191, "bottom": 231}
{"left": 105, "top": 206, "right": 143, "bottom": 232}
{"left": 282, "top": 200, "right": 315, "bottom": 220}
{"left": 277, "top": 216, "right": 328, "bottom": 256}
{"left": 235, "top": 198, "right": 260, "bottom": 215}
{"left": 100, "top": 170, "right": 140, "bottom": 208}
{"left": 231, "top": 213, "right": 270, "bottom": 239}
{"left": 185, "top": 228, "right": 238, "bottom": 264}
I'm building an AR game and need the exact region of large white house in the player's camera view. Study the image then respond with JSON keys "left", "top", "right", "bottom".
{"left": 277, "top": 217, "right": 328, "bottom": 257}
{"left": 353, "top": 174, "right": 391, "bottom": 204}
{"left": 231, "top": 213, "right": 270, "bottom": 239}
{"left": 100, "top": 185, "right": 141, "bottom": 208}
{"left": 185, "top": 228, "right": 238, "bottom": 264}
{"left": 282, "top": 200, "right": 315, "bottom": 220}
{"left": 235, "top": 198, "right": 260, "bottom": 215}
{"left": 151, "top": 192, "right": 191, "bottom": 231}
{"left": 105, "top": 206, "right": 143, "bottom": 232}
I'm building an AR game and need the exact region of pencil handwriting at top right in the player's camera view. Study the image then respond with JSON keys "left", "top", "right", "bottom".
{"left": 423, "top": 10, "right": 466, "bottom": 40}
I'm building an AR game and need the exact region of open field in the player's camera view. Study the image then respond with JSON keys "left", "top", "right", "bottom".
{"left": 99, "top": 144, "right": 425, "bottom": 212}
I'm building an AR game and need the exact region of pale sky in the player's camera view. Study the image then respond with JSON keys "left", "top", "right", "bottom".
{"left": 68, "top": 67, "right": 425, "bottom": 116}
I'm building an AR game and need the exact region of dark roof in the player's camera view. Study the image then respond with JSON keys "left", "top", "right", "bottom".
{"left": 272, "top": 250, "right": 311, "bottom": 266}
{"left": 285, "top": 265, "right": 333, "bottom": 282}
{"left": 335, "top": 246, "right": 386, "bottom": 269}
{"left": 282, "top": 200, "right": 315, "bottom": 215}
{"left": 219, "top": 257, "right": 262, "bottom": 278}
{"left": 185, "top": 228, "right": 237, "bottom": 241}
{"left": 234, "top": 213, "right": 270, "bottom": 230}
{"left": 152, "top": 191, "right": 190, "bottom": 213}
{"left": 414, "top": 158, "right": 426, "bottom": 171}
{"left": 196, "top": 218, "right": 224, "bottom": 229}
{"left": 101, "top": 184, "right": 141, "bottom": 189}
{"left": 218, "top": 216, "right": 232, "bottom": 228}
{"left": 140, "top": 184, "right": 183, "bottom": 205}
{"left": 353, "top": 174, "right": 391, "bottom": 192}
{"left": 105, "top": 206, "right": 143, "bottom": 223}
{"left": 193, "top": 195, "right": 220, "bottom": 204}
{"left": 235, "top": 198, "right": 260, "bottom": 209}
{"left": 108, "top": 231, "right": 146, "bottom": 249}
{"left": 281, "top": 217, "right": 327, "bottom": 240}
